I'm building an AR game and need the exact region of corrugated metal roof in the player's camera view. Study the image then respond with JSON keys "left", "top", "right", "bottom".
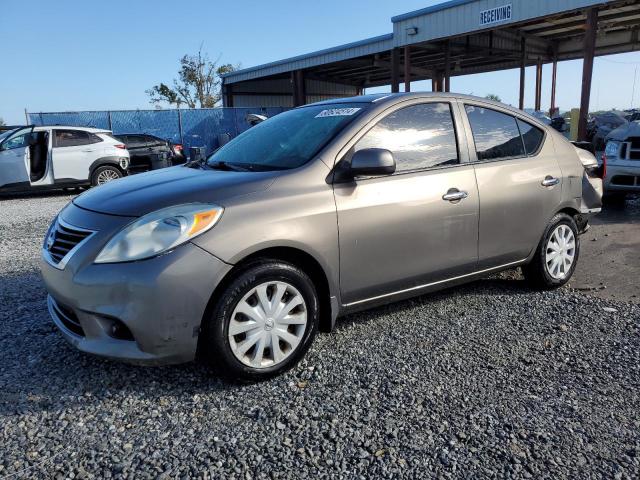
{"left": 223, "top": 0, "right": 619, "bottom": 84}
{"left": 223, "top": 33, "right": 393, "bottom": 84}
{"left": 391, "top": 0, "right": 476, "bottom": 23}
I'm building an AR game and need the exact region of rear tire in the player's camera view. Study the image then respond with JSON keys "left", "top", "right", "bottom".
{"left": 523, "top": 213, "right": 580, "bottom": 289}
{"left": 91, "top": 165, "right": 122, "bottom": 186}
{"left": 199, "top": 260, "right": 319, "bottom": 381}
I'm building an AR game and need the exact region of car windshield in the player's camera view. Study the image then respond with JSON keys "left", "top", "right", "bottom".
{"left": 206, "top": 103, "right": 369, "bottom": 171}
{"left": 0, "top": 128, "right": 20, "bottom": 143}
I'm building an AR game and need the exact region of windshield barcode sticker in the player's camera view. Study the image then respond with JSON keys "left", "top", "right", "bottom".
{"left": 315, "top": 108, "right": 361, "bottom": 118}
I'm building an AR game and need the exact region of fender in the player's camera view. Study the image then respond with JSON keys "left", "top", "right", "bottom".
{"left": 89, "top": 156, "right": 129, "bottom": 178}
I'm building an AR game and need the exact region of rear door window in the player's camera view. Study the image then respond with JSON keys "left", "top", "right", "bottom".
{"left": 353, "top": 102, "right": 459, "bottom": 172}
{"left": 465, "top": 105, "right": 525, "bottom": 161}
{"left": 127, "top": 135, "right": 146, "bottom": 147}
{"left": 516, "top": 119, "right": 545, "bottom": 155}
{"left": 54, "top": 130, "right": 92, "bottom": 148}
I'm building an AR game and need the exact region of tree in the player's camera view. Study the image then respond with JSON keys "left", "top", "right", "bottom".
{"left": 0, "top": 117, "right": 5, "bottom": 126}
{"left": 485, "top": 94, "right": 502, "bottom": 102}
{"left": 147, "top": 47, "right": 236, "bottom": 108}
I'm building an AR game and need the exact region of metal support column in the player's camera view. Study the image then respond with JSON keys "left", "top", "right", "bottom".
{"left": 535, "top": 59, "right": 543, "bottom": 111}
{"left": 222, "top": 84, "right": 233, "bottom": 108}
{"left": 292, "top": 70, "right": 306, "bottom": 107}
{"left": 444, "top": 41, "right": 451, "bottom": 92}
{"left": 550, "top": 57, "right": 558, "bottom": 116}
{"left": 177, "top": 109, "right": 184, "bottom": 146}
{"left": 519, "top": 38, "right": 526, "bottom": 110}
{"left": 391, "top": 48, "right": 400, "bottom": 93}
{"left": 578, "top": 8, "right": 598, "bottom": 142}
{"left": 404, "top": 46, "right": 411, "bottom": 92}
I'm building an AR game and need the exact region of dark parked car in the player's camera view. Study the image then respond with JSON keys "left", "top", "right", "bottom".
{"left": 587, "top": 112, "right": 628, "bottom": 151}
{"left": 114, "top": 134, "right": 184, "bottom": 173}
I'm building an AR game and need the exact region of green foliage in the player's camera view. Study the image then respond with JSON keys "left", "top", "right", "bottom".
{"left": 485, "top": 94, "right": 502, "bottom": 102}
{"left": 147, "top": 47, "right": 237, "bottom": 108}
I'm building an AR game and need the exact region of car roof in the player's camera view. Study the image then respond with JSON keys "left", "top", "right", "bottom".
{"left": 305, "top": 92, "right": 549, "bottom": 129}
{"left": 33, "top": 125, "right": 111, "bottom": 134}
{"left": 115, "top": 133, "right": 161, "bottom": 138}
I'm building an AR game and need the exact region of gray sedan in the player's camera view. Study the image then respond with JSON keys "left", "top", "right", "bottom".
{"left": 41, "top": 93, "right": 603, "bottom": 380}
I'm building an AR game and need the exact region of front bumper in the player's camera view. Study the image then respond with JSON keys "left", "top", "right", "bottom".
{"left": 41, "top": 203, "right": 233, "bottom": 365}
{"left": 604, "top": 164, "right": 640, "bottom": 192}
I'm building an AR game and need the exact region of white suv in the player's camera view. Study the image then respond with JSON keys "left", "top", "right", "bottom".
{"left": 0, "top": 125, "right": 130, "bottom": 193}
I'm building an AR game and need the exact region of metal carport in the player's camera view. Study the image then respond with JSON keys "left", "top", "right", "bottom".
{"left": 222, "top": 0, "right": 640, "bottom": 140}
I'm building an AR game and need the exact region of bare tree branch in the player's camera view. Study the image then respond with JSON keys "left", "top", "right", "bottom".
{"left": 147, "top": 46, "right": 237, "bottom": 108}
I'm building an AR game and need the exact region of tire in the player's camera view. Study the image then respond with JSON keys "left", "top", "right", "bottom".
{"left": 91, "top": 165, "right": 123, "bottom": 186}
{"left": 523, "top": 213, "right": 580, "bottom": 289}
{"left": 200, "top": 260, "right": 319, "bottom": 381}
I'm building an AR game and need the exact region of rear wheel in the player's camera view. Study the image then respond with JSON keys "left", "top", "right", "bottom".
{"left": 523, "top": 213, "right": 580, "bottom": 289}
{"left": 200, "top": 260, "right": 319, "bottom": 381}
{"left": 91, "top": 165, "right": 122, "bottom": 186}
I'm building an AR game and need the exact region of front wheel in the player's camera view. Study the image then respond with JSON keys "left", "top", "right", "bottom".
{"left": 199, "top": 260, "right": 319, "bottom": 381}
{"left": 91, "top": 165, "right": 123, "bottom": 186}
{"left": 523, "top": 213, "right": 580, "bottom": 289}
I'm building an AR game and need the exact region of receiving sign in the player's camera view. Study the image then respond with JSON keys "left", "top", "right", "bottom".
{"left": 479, "top": 4, "right": 512, "bottom": 26}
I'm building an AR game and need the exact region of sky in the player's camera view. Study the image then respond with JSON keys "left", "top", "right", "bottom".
{"left": 1, "top": 0, "right": 640, "bottom": 124}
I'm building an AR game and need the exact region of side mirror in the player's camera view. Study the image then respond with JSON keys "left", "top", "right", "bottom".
{"left": 350, "top": 148, "right": 396, "bottom": 177}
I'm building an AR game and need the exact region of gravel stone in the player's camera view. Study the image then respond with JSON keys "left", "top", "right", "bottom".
{"left": 1, "top": 192, "right": 639, "bottom": 479}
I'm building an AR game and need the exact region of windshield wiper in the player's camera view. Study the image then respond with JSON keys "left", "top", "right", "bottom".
{"left": 185, "top": 157, "right": 210, "bottom": 169}
{"left": 208, "top": 161, "right": 249, "bottom": 172}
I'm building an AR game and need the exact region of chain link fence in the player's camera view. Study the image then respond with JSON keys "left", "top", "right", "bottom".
{"left": 29, "top": 107, "right": 289, "bottom": 156}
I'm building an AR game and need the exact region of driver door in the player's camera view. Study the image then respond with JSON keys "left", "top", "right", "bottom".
{"left": 0, "top": 127, "right": 34, "bottom": 190}
{"left": 334, "top": 101, "right": 479, "bottom": 305}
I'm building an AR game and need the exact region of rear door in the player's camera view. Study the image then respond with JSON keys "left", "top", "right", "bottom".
{"left": 52, "top": 129, "right": 101, "bottom": 181}
{"left": 334, "top": 100, "right": 479, "bottom": 305}
{"left": 460, "top": 102, "right": 562, "bottom": 268}
{"left": 0, "top": 127, "right": 33, "bottom": 189}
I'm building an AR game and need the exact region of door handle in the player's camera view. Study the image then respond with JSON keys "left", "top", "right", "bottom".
{"left": 442, "top": 189, "right": 468, "bottom": 202}
{"left": 82, "top": 149, "right": 95, "bottom": 152}
{"left": 541, "top": 176, "right": 560, "bottom": 187}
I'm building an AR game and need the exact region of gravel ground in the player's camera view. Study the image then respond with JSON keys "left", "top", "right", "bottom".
{"left": 1, "top": 192, "right": 639, "bottom": 479}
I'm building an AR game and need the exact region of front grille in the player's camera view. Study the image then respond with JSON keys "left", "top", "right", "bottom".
{"left": 624, "top": 138, "right": 640, "bottom": 160}
{"left": 611, "top": 175, "right": 639, "bottom": 186}
{"left": 50, "top": 297, "right": 85, "bottom": 336}
{"left": 46, "top": 220, "right": 93, "bottom": 265}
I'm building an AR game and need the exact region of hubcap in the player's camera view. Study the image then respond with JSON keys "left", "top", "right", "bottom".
{"left": 228, "top": 281, "right": 307, "bottom": 369}
{"left": 97, "top": 169, "right": 120, "bottom": 185}
{"left": 545, "top": 224, "right": 576, "bottom": 280}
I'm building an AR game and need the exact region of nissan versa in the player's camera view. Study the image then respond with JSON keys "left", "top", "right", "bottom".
{"left": 41, "top": 93, "right": 604, "bottom": 380}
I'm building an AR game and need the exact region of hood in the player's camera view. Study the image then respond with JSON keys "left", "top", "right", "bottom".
{"left": 606, "top": 121, "right": 640, "bottom": 142}
{"left": 74, "top": 166, "right": 276, "bottom": 216}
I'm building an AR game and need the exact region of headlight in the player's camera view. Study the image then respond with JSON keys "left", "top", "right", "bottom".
{"left": 604, "top": 140, "right": 621, "bottom": 159}
{"left": 95, "top": 203, "right": 223, "bottom": 263}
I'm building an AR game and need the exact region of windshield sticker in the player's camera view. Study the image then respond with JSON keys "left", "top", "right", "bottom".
{"left": 315, "top": 108, "right": 361, "bottom": 118}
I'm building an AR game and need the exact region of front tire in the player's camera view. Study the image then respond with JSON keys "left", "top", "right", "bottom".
{"left": 523, "top": 213, "right": 580, "bottom": 289}
{"left": 91, "top": 165, "right": 123, "bottom": 186}
{"left": 200, "top": 260, "right": 319, "bottom": 381}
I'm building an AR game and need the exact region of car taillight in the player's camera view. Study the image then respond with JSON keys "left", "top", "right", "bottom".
{"left": 114, "top": 144, "right": 127, "bottom": 150}
{"left": 600, "top": 153, "right": 607, "bottom": 180}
